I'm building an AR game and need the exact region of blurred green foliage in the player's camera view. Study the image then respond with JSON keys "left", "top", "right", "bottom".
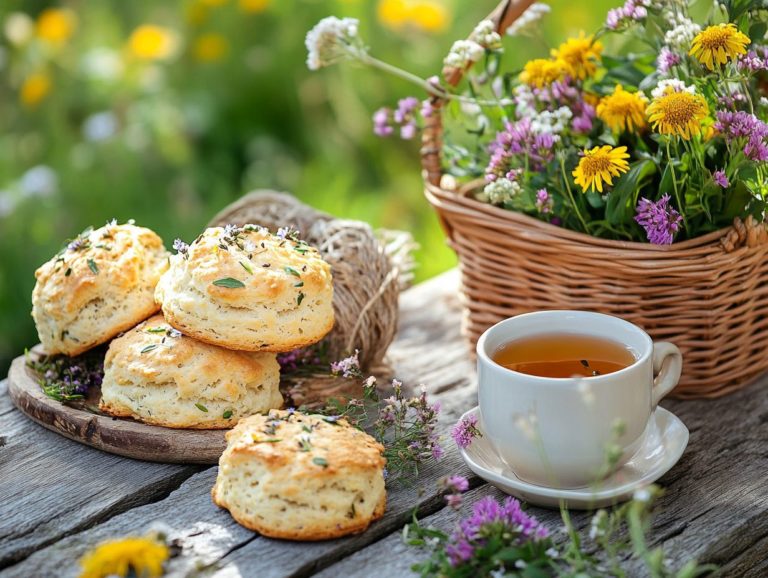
{"left": 0, "top": 0, "right": 615, "bottom": 373}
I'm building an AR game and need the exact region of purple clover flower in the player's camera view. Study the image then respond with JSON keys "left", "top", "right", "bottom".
{"left": 373, "top": 97, "right": 422, "bottom": 140}
{"left": 330, "top": 349, "right": 361, "bottom": 378}
{"left": 445, "top": 493, "right": 463, "bottom": 509}
{"left": 605, "top": 0, "right": 649, "bottom": 30}
{"left": 535, "top": 188, "right": 553, "bottom": 214}
{"left": 372, "top": 108, "right": 393, "bottom": 137}
{"left": 451, "top": 414, "right": 482, "bottom": 448}
{"left": 657, "top": 47, "right": 682, "bottom": 75}
{"left": 634, "top": 193, "right": 683, "bottom": 245}
{"left": 738, "top": 46, "right": 768, "bottom": 73}
{"left": 446, "top": 475, "right": 469, "bottom": 493}
{"left": 715, "top": 110, "right": 768, "bottom": 162}
{"left": 713, "top": 170, "right": 729, "bottom": 188}
{"left": 445, "top": 496, "right": 550, "bottom": 567}
{"left": 393, "top": 97, "right": 419, "bottom": 123}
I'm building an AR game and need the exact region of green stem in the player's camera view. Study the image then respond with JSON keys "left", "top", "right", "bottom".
{"left": 560, "top": 156, "right": 590, "bottom": 234}
{"left": 666, "top": 139, "right": 687, "bottom": 231}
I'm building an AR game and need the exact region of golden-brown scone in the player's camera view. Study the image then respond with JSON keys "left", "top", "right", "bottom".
{"left": 212, "top": 410, "right": 386, "bottom": 540}
{"left": 99, "top": 314, "right": 282, "bottom": 429}
{"left": 32, "top": 221, "right": 169, "bottom": 356}
{"left": 155, "top": 225, "right": 334, "bottom": 352}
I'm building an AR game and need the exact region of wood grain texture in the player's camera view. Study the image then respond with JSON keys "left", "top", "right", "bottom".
{"left": 7, "top": 355, "right": 228, "bottom": 465}
{"left": 2, "top": 269, "right": 767, "bottom": 576}
{"left": 0, "top": 381, "right": 202, "bottom": 569}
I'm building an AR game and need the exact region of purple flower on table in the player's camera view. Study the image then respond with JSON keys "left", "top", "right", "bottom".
{"left": 634, "top": 193, "right": 683, "bottom": 245}
{"left": 451, "top": 413, "right": 482, "bottom": 448}
{"left": 330, "top": 349, "right": 361, "bottom": 378}
{"left": 715, "top": 111, "right": 768, "bottom": 162}
{"left": 657, "top": 46, "right": 682, "bottom": 75}
{"left": 445, "top": 496, "right": 550, "bottom": 566}
{"left": 713, "top": 170, "right": 729, "bottom": 188}
{"left": 445, "top": 475, "right": 469, "bottom": 493}
{"left": 431, "top": 442, "right": 444, "bottom": 461}
{"left": 445, "top": 493, "right": 464, "bottom": 509}
{"left": 372, "top": 108, "right": 393, "bottom": 137}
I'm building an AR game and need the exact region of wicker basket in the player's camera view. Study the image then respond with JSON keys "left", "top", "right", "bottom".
{"left": 421, "top": 0, "right": 768, "bottom": 398}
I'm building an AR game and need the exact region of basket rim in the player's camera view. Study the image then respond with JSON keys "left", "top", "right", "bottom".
{"left": 424, "top": 180, "right": 731, "bottom": 254}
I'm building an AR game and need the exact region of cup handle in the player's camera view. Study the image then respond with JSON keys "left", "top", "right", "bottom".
{"left": 652, "top": 342, "right": 682, "bottom": 407}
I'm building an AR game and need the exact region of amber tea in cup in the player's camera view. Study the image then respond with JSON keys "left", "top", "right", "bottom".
{"left": 492, "top": 333, "right": 637, "bottom": 378}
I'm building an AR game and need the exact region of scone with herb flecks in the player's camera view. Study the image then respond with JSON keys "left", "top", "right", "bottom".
{"left": 155, "top": 225, "right": 334, "bottom": 352}
{"left": 100, "top": 314, "right": 282, "bottom": 429}
{"left": 212, "top": 410, "right": 386, "bottom": 540}
{"left": 32, "top": 221, "right": 169, "bottom": 356}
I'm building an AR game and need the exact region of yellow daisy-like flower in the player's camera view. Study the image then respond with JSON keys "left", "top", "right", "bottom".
{"left": 193, "top": 33, "right": 229, "bottom": 62}
{"left": 239, "top": 0, "right": 270, "bottom": 12}
{"left": 36, "top": 8, "right": 77, "bottom": 45}
{"left": 689, "top": 23, "right": 750, "bottom": 71}
{"left": 20, "top": 72, "right": 52, "bottom": 108}
{"left": 519, "top": 58, "right": 565, "bottom": 88}
{"left": 552, "top": 32, "right": 603, "bottom": 80}
{"left": 378, "top": 0, "right": 448, "bottom": 33}
{"left": 128, "top": 25, "right": 178, "bottom": 61}
{"left": 79, "top": 536, "right": 169, "bottom": 578}
{"left": 646, "top": 89, "right": 709, "bottom": 140}
{"left": 572, "top": 145, "right": 630, "bottom": 193}
{"left": 596, "top": 85, "right": 648, "bottom": 133}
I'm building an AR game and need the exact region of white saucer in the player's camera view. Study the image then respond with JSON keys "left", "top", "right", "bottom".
{"left": 458, "top": 406, "right": 689, "bottom": 509}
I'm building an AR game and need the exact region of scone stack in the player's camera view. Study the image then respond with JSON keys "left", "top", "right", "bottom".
{"left": 31, "top": 221, "right": 335, "bottom": 429}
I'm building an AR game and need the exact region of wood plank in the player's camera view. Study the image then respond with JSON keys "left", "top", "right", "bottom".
{"left": 6, "top": 355, "right": 227, "bottom": 464}
{"left": 0, "top": 379, "right": 201, "bottom": 569}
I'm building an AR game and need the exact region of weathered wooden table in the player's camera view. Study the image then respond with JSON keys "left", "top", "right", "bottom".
{"left": 1, "top": 270, "right": 766, "bottom": 577}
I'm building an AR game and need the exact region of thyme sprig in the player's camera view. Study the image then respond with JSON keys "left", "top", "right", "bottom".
{"left": 26, "top": 347, "right": 106, "bottom": 403}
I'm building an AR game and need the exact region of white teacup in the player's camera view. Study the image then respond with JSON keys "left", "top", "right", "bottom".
{"left": 477, "top": 311, "right": 682, "bottom": 489}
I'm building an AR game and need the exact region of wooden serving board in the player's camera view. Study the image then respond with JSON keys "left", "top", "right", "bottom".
{"left": 6, "top": 353, "right": 227, "bottom": 464}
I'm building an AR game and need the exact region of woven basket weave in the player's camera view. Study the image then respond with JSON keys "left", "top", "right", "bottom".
{"left": 421, "top": 0, "right": 768, "bottom": 398}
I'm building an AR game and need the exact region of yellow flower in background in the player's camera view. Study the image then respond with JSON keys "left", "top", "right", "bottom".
{"left": 36, "top": 8, "right": 77, "bottom": 45}
{"left": 519, "top": 58, "right": 564, "bottom": 88}
{"left": 128, "top": 25, "right": 178, "bottom": 61}
{"left": 239, "top": 0, "right": 270, "bottom": 12}
{"left": 79, "top": 536, "right": 168, "bottom": 578}
{"left": 552, "top": 32, "right": 602, "bottom": 80}
{"left": 194, "top": 33, "right": 229, "bottom": 62}
{"left": 20, "top": 73, "right": 51, "bottom": 108}
{"left": 647, "top": 89, "right": 708, "bottom": 140}
{"left": 378, "top": 0, "right": 448, "bottom": 33}
{"left": 572, "top": 145, "right": 630, "bottom": 193}
{"left": 201, "top": 0, "right": 229, "bottom": 5}
{"left": 597, "top": 85, "right": 648, "bottom": 133}
{"left": 689, "top": 23, "right": 750, "bottom": 71}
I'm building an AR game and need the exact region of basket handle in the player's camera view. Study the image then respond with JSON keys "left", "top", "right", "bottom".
{"left": 420, "top": 0, "right": 537, "bottom": 186}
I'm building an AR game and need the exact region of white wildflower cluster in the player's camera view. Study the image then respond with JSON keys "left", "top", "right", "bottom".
{"left": 470, "top": 20, "right": 502, "bottom": 51}
{"left": 506, "top": 3, "right": 550, "bottom": 37}
{"left": 662, "top": 11, "right": 701, "bottom": 50}
{"left": 589, "top": 510, "right": 608, "bottom": 540}
{"left": 651, "top": 78, "right": 696, "bottom": 98}
{"left": 443, "top": 39, "right": 484, "bottom": 69}
{"left": 531, "top": 106, "right": 572, "bottom": 136}
{"left": 513, "top": 84, "right": 536, "bottom": 117}
{"left": 305, "top": 16, "right": 364, "bottom": 71}
{"left": 480, "top": 177, "right": 522, "bottom": 205}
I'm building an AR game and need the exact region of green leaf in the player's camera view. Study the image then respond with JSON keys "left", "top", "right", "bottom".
{"left": 585, "top": 191, "right": 605, "bottom": 209}
{"left": 294, "top": 281, "right": 304, "bottom": 288}
{"left": 65, "top": 268, "right": 72, "bottom": 277}
{"left": 723, "top": 180, "right": 752, "bottom": 220}
{"left": 195, "top": 403, "right": 209, "bottom": 412}
{"left": 312, "top": 456, "right": 328, "bottom": 468}
{"left": 146, "top": 327, "right": 166, "bottom": 333}
{"left": 284, "top": 266, "right": 301, "bottom": 277}
{"left": 87, "top": 259, "right": 99, "bottom": 274}
{"left": 494, "top": 547, "right": 525, "bottom": 562}
{"left": 212, "top": 277, "right": 245, "bottom": 288}
{"left": 749, "top": 22, "right": 767, "bottom": 40}
{"left": 606, "top": 160, "right": 657, "bottom": 225}
{"left": 140, "top": 344, "right": 158, "bottom": 354}
{"left": 223, "top": 409, "right": 233, "bottom": 419}
{"left": 239, "top": 261, "right": 253, "bottom": 274}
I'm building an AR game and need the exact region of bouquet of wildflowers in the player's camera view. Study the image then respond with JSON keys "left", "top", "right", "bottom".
{"left": 306, "top": 0, "right": 768, "bottom": 245}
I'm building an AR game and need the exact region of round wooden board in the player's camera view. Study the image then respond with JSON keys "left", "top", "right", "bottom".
{"left": 6, "top": 353, "right": 227, "bottom": 464}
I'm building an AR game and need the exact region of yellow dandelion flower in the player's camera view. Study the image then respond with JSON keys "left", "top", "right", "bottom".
{"left": 572, "top": 145, "right": 630, "bottom": 193}
{"left": 36, "top": 8, "right": 76, "bottom": 45}
{"left": 20, "top": 72, "right": 51, "bottom": 108}
{"left": 552, "top": 32, "right": 602, "bottom": 80}
{"left": 378, "top": 0, "right": 409, "bottom": 29}
{"left": 647, "top": 89, "right": 709, "bottom": 140}
{"left": 194, "top": 33, "right": 229, "bottom": 62}
{"left": 596, "top": 84, "right": 648, "bottom": 133}
{"left": 78, "top": 536, "right": 168, "bottom": 578}
{"left": 689, "top": 23, "right": 750, "bottom": 71}
{"left": 128, "top": 25, "right": 178, "bottom": 61}
{"left": 408, "top": 1, "right": 448, "bottom": 32}
{"left": 519, "top": 58, "right": 565, "bottom": 88}
{"left": 239, "top": 0, "right": 270, "bottom": 12}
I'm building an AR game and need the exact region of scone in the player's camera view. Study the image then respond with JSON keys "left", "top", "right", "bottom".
{"left": 100, "top": 314, "right": 282, "bottom": 429}
{"left": 32, "top": 221, "right": 169, "bottom": 356}
{"left": 155, "top": 225, "right": 334, "bottom": 352}
{"left": 212, "top": 410, "right": 386, "bottom": 540}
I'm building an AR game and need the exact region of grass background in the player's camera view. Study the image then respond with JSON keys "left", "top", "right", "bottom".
{"left": 0, "top": 0, "right": 616, "bottom": 374}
